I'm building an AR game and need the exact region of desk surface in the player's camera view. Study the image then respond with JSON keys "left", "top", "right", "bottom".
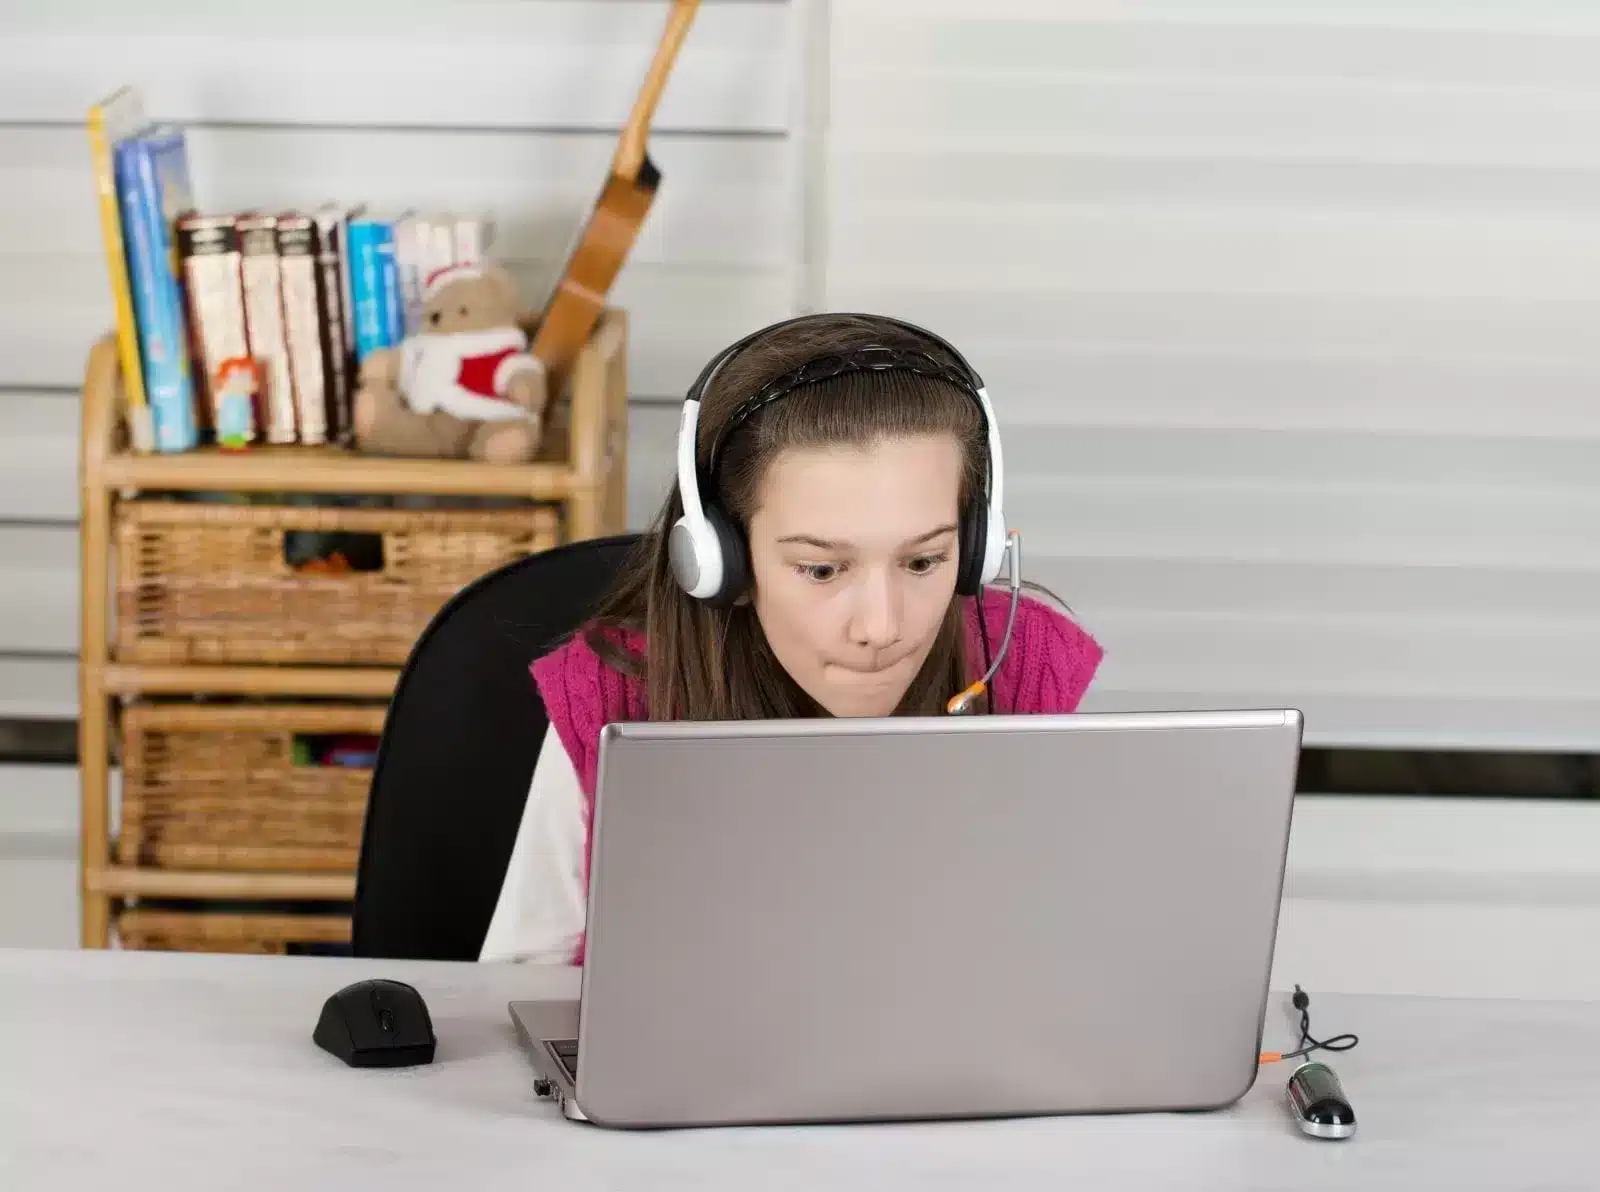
{"left": 3, "top": 948, "right": 1596, "bottom": 1191}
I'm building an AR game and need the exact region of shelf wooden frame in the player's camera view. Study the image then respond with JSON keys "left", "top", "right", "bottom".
{"left": 77, "top": 308, "right": 631, "bottom": 948}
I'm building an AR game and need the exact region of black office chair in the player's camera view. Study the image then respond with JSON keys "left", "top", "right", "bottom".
{"left": 350, "top": 532, "right": 642, "bottom": 960}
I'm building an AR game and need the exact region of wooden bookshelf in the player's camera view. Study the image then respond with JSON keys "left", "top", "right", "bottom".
{"left": 77, "top": 308, "right": 632, "bottom": 950}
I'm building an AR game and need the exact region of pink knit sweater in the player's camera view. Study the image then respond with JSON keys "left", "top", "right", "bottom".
{"left": 529, "top": 589, "right": 1104, "bottom": 962}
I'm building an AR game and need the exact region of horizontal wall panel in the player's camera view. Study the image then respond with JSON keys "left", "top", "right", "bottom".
{"left": 828, "top": 72, "right": 1600, "bottom": 168}
{"left": 837, "top": 16, "right": 1600, "bottom": 91}
{"left": 1081, "top": 687, "right": 1600, "bottom": 754}
{"left": 1001, "top": 425, "right": 1600, "bottom": 490}
{"left": 626, "top": 405, "right": 680, "bottom": 528}
{"left": 822, "top": 286, "right": 1600, "bottom": 440}
{"left": 839, "top": 0, "right": 1600, "bottom": 34}
{"left": 0, "top": 527, "right": 78, "bottom": 657}
{"left": 0, "top": 392, "right": 78, "bottom": 523}
{"left": 1286, "top": 794, "right": 1600, "bottom": 882}
{"left": 1, "top": 254, "right": 795, "bottom": 395}
{"left": 1080, "top": 612, "right": 1600, "bottom": 703}
{"left": 3, "top": 125, "right": 796, "bottom": 268}
{"left": 817, "top": 286, "right": 1600, "bottom": 374}
{"left": 828, "top": 203, "right": 1600, "bottom": 302}
{"left": 829, "top": 148, "right": 1600, "bottom": 222}
{"left": 1030, "top": 556, "right": 1600, "bottom": 629}
{"left": 0, "top": 658, "right": 76, "bottom": 721}
{"left": 1009, "top": 479, "right": 1599, "bottom": 573}
{"left": 964, "top": 342, "right": 1600, "bottom": 441}
{"left": 0, "top": 765, "right": 90, "bottom": 839}
{"left": 0, "top": 2, "right": 793, "bottom": 132}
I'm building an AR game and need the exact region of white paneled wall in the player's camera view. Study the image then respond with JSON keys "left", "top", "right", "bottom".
{"left": 5, "top": 0, "right": 1600, "bottom": 989}
{"left": 822, "top": 0, "right": 1600, "bottom": 751}
{"left": 6, "top": 0, "right": 1600, "bottom": 756}
{"left": 0, "top": 0, "right": 800, "bottom": 717}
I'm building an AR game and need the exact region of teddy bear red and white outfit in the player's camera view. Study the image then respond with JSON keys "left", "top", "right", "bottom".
{"left": 396, "top": 265, "right": 545, "bottom": 424}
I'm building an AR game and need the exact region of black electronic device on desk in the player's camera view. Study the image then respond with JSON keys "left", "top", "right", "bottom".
{"left": 1287, "top": 1061, "right": 1357, "bottom": 1140}
{"left": 1259, "top": 984, "right": 1360, "bottom": 1140}
{"left": 314, "top": 978, "right": 436, "bottom": 1068}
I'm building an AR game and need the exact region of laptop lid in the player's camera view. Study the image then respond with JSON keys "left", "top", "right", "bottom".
{"left": 571, "top": 709, "right": 1303, "bottom": 1129}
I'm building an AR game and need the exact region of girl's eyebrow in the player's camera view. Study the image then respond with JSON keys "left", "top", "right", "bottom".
{"left": 776, "top": 524, "right": 958, "bottom": 551}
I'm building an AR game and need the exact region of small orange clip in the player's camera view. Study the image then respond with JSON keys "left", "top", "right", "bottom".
{"left": 945, "top": 680, "right": 986, "bottom": 715}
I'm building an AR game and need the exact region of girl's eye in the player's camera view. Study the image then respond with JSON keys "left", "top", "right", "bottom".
{"left": 796, "top": 562, "right": 841, "bottom": 583}
{"left": 905, "top": 552, "right": 949, "bottom": 576}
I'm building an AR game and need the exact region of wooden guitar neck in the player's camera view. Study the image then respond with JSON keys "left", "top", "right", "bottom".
{"left": 531, "top": 0, "right": 701, "bottom": 385}
{"left": 615, "top": 0, "right": 700, "bottom": 180}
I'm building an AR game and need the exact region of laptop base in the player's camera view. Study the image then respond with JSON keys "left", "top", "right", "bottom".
{"left": 509, "top": 1000, "right": 589, "bottom": 1122}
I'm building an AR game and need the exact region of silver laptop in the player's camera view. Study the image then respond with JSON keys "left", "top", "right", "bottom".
{"left": 510, "top": 708, "right": 1303, "bottom": 1130}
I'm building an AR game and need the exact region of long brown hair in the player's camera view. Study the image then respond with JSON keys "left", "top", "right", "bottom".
{"left": 583, "top": 314, "right": 991, "bottom": 720}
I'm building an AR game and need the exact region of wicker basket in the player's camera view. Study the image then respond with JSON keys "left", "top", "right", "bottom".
{"left": 112, "top": 498, "right": 560, "bottom": 666}
{"left": 118, "top": 702, "right": 387, "bottom": 872}
{"left": 117, "top": 908, "right": 351, "bottom": 954}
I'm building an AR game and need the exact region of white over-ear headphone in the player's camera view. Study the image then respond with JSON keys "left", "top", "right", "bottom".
{"left": 667, "top": 313, "right": 1006, "bottom": 607}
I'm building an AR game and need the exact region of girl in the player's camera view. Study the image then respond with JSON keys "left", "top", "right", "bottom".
{"left": 480, "top": 313, "right": 1105, "bottom": 963}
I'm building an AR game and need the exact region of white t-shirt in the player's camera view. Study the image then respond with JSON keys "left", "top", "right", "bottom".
{"left": 478, "top": 730, "right": 588, "bottom": 964}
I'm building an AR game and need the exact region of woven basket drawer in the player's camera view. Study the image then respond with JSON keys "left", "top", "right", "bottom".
{"left": 117, "top": 908, "right": 351, "bottom": 954}
{"left": 118, "top": 702, "right": 386, "bottom": 872}
{"left": 113, "top": 498, "right": 559, "bottom": 666}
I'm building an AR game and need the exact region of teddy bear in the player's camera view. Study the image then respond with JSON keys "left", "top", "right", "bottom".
{"left": 351, "top": 261, "right": 550, "bottom": 464}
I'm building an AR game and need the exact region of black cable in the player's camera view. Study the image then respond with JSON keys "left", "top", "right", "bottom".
{"left": 1277, "top": 984, "right": 1359, "bottom": 1062}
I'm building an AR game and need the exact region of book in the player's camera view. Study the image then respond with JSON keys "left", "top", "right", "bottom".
{"left": 346, "top": 214, "right": 399, "bottom": 363}
{"left": 312, "top": 203, "right": 359, "bottom": 443}
{"left": 86, "top": 87, "right": 155, "bottom": 453}
{"left": 237, "top": 212, "right": 298, "bottom": 444}
{"left": 391, "top": 212, "right": 428, "bottom": 338}
{"left": 113, "top": 123, "right": 201, "bottom": 453}
{"left": 176, "top": 212, "right": 253, "bottom": 444}
{"left": 274, "top": 213, "right": 331, "bottom": 446}
{"left": 452, "top": 213, "right": 494, "bottom": 265}
{"left": 420, "top": 212, "right": 458, "bottom": 280}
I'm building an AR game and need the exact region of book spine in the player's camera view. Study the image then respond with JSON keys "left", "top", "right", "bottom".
{"left": 275, "top": 213, "right": 329, "bottom": 446}
{"left": 177, "top": 213, "right": 255, "bottom": 446}
{"left": 86, "top": 88, "right": 154, "bottom": 452}
{"left": 144, "top": 123, "right": 209, "bottom": 442}
{"left": 453, "top": 214, "right": 493, "bottom": 265}
{"left": 337, "top": 204, "right": 362, "bottom": 361}
{"left": 312, "top": 204, "right": 356, "bottom": 444}
{"left": 391, "top": 213, "right": 426, "bottom": 337}
{"left": 422, "top": 213, "right": 457, "bottom": 278}
{"left": 379, "top": 223, "right": 404, "bottom": 345}
{"left": 347, "top": 216, "right": 396, "bottom": 362}
{"left": 115, "top": 136, "right": 199, "bottom": 453}
{"left": 237, "top": 212, "right": 298, "bottom": 444}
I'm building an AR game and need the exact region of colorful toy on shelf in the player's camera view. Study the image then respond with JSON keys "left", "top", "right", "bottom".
{"left": 213, "top": 356, "right": 261, "bottom": 450}
{"left": 351, "top": 262, "right": 550, "bottom": 464}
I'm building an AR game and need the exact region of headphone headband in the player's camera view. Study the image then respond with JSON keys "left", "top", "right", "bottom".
{"left": 668, "top": 313, "right": 1006, "bottom": 604}
{"left": 706, "top": 345, "right": 978, "bottom": 481}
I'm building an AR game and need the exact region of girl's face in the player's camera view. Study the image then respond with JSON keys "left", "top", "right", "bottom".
{"left": 746, "top": 433, "right": 964, "bottom": 717}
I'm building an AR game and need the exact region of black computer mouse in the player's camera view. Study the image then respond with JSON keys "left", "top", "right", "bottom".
{"left": 313, "top": 978, "right": 437, "bottom": 1068}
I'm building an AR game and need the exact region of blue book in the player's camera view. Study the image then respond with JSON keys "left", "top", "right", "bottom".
{"left": 346, "top": 216, "right": 399, "bottom": 361}
{"left": 114, "top": 125, "right": 199, "bottom": 452}
{"left": 379, "top": 232, "right": 403, "bottom": 346}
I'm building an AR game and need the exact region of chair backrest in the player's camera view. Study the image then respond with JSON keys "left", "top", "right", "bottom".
{"left": 351, "top": 532, "right": 642, "bottom": 960}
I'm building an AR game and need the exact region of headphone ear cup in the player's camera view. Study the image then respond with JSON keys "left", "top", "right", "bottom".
{"left": 703, "top": 504, "right": 750, "bottom": 606}
{"left": 954, "top": 502, "right": 987, "bottom": 597}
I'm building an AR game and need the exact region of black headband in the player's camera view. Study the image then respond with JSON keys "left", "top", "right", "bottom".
{"left": 703, "top": 345, "right": 980, "bottom": 482}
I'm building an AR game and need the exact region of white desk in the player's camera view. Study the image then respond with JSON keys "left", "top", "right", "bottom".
{"left": 2, "top": 949, "right": 1595, "bottom": 1191}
